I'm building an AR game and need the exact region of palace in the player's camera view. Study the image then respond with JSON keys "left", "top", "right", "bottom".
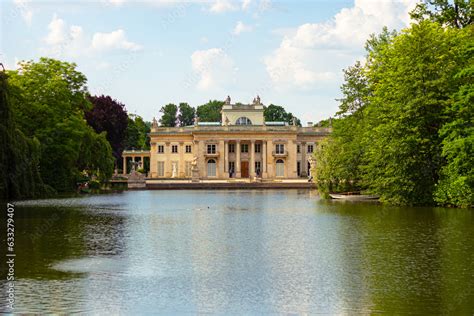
{"left": 122, "top": 96, "right": 331, "bottom": 180}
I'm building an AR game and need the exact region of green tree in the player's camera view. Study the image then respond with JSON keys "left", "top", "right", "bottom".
{"left": 362, "top": 21, "right": 464, "bottom": 205}
{"left": 7, "top": 58, "right": 114, "bottom": 192}
{"left": 410, "top": 0, "right": 473, "bottom": 29}
{"left": 264, "top": 104, "right": 301, "bottom": 126}
{"left": 177, "top": 102, "right": 195, "bottom": 126}
{"left": 196, "top": 100, "right": 224, "bottom": 122}
{"left": 159, "top": 103, "right": 177, "bottom": 127}
{"left": 336, "top": 61, "right": 370, "bottom": 116}
{"left": 314, "top": 21, "right": 471, "bottom": 207}
{"left": 0, "top": 69, "right": 47, "bottom": 199}
{"left": 124, "top": 114, "right": 150, "bottom": 149}
{"left": 434, "top": 31, "right": 474, "bottom": 207}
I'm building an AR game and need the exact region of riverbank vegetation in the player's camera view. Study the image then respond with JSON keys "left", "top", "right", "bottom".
{"left": 314, "top": 1, "right": 473, "bottom": 207}
{"left": 0, "top": 59, "right": 149, "bottom": 199}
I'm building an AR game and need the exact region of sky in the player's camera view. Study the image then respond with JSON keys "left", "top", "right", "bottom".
{"left": 1, "top": 0, "right": 418, "bottom": 123}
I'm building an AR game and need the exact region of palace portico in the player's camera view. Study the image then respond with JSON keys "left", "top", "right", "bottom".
{"left": 123, "top": 96, "right": 331, "bottom": 180}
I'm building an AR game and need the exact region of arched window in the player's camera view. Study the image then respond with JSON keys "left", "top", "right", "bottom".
{"left": 235, "top": 117, "right": 252, "bottom": 125}
{"left": 207, "top": 159, "right": 217, "bottom": 177}
{"left": 276, "top": 159, "right": 284, "bottom": 177}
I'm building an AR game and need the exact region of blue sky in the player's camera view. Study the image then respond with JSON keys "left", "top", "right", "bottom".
{"left": 1, "top": 0, "right": 417, "bottom": 123}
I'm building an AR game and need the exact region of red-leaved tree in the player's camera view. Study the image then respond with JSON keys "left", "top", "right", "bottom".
{"left": 85, "top": 95, "right": 128, "bottom": 163}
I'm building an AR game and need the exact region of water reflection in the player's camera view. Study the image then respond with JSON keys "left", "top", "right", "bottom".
{"left": 1, "top": 190, "right": 473, "bottom": 314}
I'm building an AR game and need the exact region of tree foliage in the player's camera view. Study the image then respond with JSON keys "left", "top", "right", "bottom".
{"left": 196, "top": 100, "right": 224, "bottom": 122}
{"left": 314, "top": 21, "right": 473, "bottom": 207}
{"left": 336, "top": 61, "right": 370, "bottom": 117}
{"left": 124, "top": 114, "right": 150, "bottom": 149}
{"left": 434, "top": 35, "right": 474, "bottom": 207}
{"left": 85, "top": 95, "right": 128, "bottom": 162}
{"left": 0, "top": 70, "right": 48, "bottom": 199}
{"left": 178, "top": 102, "right": 195, "bottom": 126}
{"left": 159, "top": 103, "right": 178, "bottom": 127}
{"left": 7, "top": 58, "right": 114, "bottom": 193}
{"left": 264, "top": 104, "right": 301, "bottom": 126}
{"left": 410, "top": 0, "right": 473, "bottom": 29}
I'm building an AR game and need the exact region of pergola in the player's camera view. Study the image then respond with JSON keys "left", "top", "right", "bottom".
{"left": 122, "top": 149, "right": 151, "bottom": 175}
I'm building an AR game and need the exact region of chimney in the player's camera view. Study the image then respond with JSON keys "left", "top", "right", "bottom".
{"left": 307, "top": 122, "right": 313, "bottom": 127}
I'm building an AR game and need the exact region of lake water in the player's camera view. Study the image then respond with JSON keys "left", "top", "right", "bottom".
{"left": 1, "top": 190, "right": 473, "bottom": 314}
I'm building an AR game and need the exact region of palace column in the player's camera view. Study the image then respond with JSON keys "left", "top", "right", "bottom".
{"left": 179, "top": 142, "right": 184, "bottom": 177}
{"left": 301, "top": 141, "right": 307, "bottom": 177}
{"left": 236, "top": 140, "right": 241, "bottom": 178}
{"left": 262, "top": 141, "right": 267, "bottom": 178}
{"left": 218, "top": 140, "right": 225, "bottom": 178}
{"left": 224, "top": 140, "right": 229, "bottom": 177}
{"left": 250, "top": 140, "right": 255, "bottom": 178}
{"left": 123, "top": 156, "right": 127, "bottom": 175}
{"left": 266, "top": 139, "right": 273, "bottom": 178}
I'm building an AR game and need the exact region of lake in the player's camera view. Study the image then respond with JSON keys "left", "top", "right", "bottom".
{"left": 1, "top": 190, "right": 473, "bottom": 314}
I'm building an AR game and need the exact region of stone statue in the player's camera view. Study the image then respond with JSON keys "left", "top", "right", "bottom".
{"left": 191, "top": 156, "right": 200, "bottom": 182}
{"left": 171, "top": 162, "right": 177, "bottom": 178}
{"left": 256, "top": 95, "right": 261, "bottom": 105}
{"left": 292, "top": 117, "right": 297, "bottom": 126}
{"left": 152, "top": 117, "right": 158, "bottom": 129}
{"left": 225, "top": 95, "right": 231, "bottom": 105}
{"left": 191, "top": 156, "right": 198, "bottom": 167}
{"left": 224, "top": 116, "right": 230, "bottom": 126}
{"left": 308, "top": 156, "right": 316, "bottom": 178}
{"left": 194, "top": 116, "right": 200, "bottom": 126}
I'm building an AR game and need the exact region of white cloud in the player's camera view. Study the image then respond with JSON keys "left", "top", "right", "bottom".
{"left": 14, "top": 0, "right": 33, "bottom": 25}
{"left": 233, "top": 21, "right": 253, "bottom": 35}
{"left": 102, "top": 0, "right": 126, "bottom": 6}
{"left": 42, "top": 14, "right": 142, "bottom": 57}
{"left": 209, "top": 0, "right": 238, "bottom": 13}
{"left": 45, "top": 14, "right": 66, "bottom": 46}
{"left": 91, "top": 29, "right": 142, "bottom": 52}
{"left": 242, "top": 0, "right": 252, "bottom": 10}
{"left": 264, "top": 0, "right": 417, "bottom": 89}
{"left": 191, "top": 48, "right": 235, "bottom": 90}
{"left": 98, "top": 0, "right": 257, "bottom": 13}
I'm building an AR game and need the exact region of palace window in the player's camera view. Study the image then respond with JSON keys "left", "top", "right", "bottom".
{"left": 297, "top": 145, "right": 300, "bottom": 153}
{"left": 275, "top": 144, "right": 285, "bottom": 154}
{"left": 207, "top": 144, "right": 216, "bottom": 154}
{"left": 255, "top": 143, "right": 261, "bottom": 153}
{"left": 172, "top": 145, "right": 178, "bottom": 153}
{"left": 235, "top": 117, "right": 252, "bottom": 125}
{"left": 207, "top": 159, "right": 217, "bottom": 177}
{"left": 157, "top": 145, "right": 164, "bottom": 153}
{"left": 229, "top": 143, "right": 235, "bottom": 153}
{"left": 307, "top": 144, "right": 314, "bottom": 153}
{"left": 276, "top": 159, "right": 284, "bottom": 177}
{"left": 157, "top": 161, "right": 164, "bottom": 177}
{"left": 185, "top": 161, "right": 192, "bottom": 177}
{"left": 241, "top": 144, "right": 249, "bottom": 153}
{"left": 185, "top": 145, "right": 192, "bottom": 153}
{"left": 297, "top": 161, "right": 301, "bottom": 176}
